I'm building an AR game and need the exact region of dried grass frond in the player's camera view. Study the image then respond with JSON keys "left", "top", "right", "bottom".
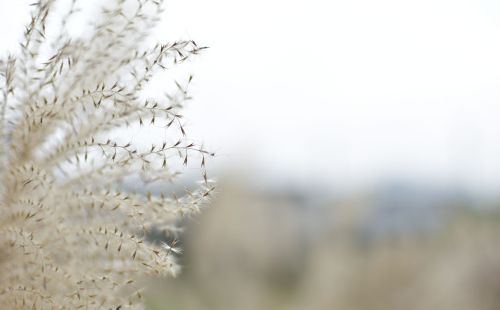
{"left": 0, "top": 0, "right": 213, "bottom": 308}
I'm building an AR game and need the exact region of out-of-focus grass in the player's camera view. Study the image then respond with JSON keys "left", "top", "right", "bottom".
{"left": 146, "top": 181, "right": 500, "bottom": 310}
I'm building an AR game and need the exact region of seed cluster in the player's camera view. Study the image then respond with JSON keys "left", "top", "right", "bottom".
{"left": 0, "top": 0, "right": 213, "bottom": 308}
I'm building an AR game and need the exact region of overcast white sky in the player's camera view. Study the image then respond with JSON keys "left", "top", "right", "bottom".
{"left": 2, "top": 0, "right": 500, "bottom": 192}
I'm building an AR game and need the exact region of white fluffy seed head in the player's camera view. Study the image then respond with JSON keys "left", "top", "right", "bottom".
{"left": 0, "top": 0, "right": 214, "bottom": 308}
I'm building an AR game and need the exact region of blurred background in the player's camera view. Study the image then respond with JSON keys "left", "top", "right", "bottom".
{"left": 3, "top": 0, "right": 500, "bottom": 309}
